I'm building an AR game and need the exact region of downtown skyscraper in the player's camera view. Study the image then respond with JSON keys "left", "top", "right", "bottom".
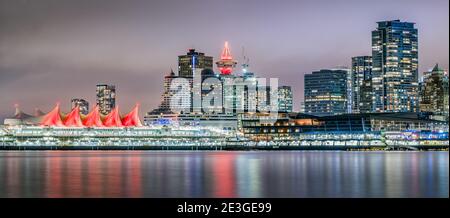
{"left": 419, "top": 64, "right": 449, "bottom": 121}
{"left": 178, "top": 49, "right": 214, "bottom": 77}
{"left": 351, "top": 56, "right": 373, "bottom": 113}
{"left": 304, "top": 69, "right": 348, "bottom": 116}
{"left": 371, "top": 20, "right": 419, "bottom": 112}
{"left": 277, "top": 86, "right": 293, "bottom": 113}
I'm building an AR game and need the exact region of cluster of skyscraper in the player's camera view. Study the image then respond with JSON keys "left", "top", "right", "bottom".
{"left": 304, "top": 20, "right": 448, "bottom": 121}
{"left": 146, "top": 42, "right": 293, "bottom": 122}
{"left": 68, "top": 20, "right": 447, "bottom": 124}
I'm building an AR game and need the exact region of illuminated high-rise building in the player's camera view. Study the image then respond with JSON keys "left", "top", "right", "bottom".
{"left": 419, "top": 64, "right": 449, "bottom": 121}
{"left": 178, "top": 49, "right": 213, "bottom": 77}
{"left": 351, "top": 56, "right": 372, "bottom": 113}
{"left": 71, "top": 98, "right": 89, "bottom": 115}
{"left": 148, "top": 69, "right": 188, "bottom": 115}
{"left": 256, "top": 85, "right": 272, "bottom": 112}
{"left": 216, "top": 41, "right": 237, "bottom": 75}
{"left": 96, "top": 84, "right": 116, "bottom": 115}
{"left": 304, "top": 69, "right": 348, "bottom": 116}
{"left": 278, "top": 86, "right": 293, "bottom": 113}
{"left": 200, "top": 68, "right": 222, "bottom": 113}
{"left": 371, "top": 20, "right": 419, "bottom": 112}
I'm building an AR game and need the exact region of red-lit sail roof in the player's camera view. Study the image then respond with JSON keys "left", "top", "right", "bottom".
{"left": 37, "top": 103, "right": 142, "bottom": 128}
{"left": 103, "top": 106, "right": 123, "bottom": 127}
{"left": 64, "top": 106, "right": 84, "bottom": 127}
{"left": 122, "top": 104, "right": 142, "bottom": 127}
{"left": 83, "top": 105, "right": 104, "bottom": 127}
{"left": 40, "top": 103, "right": 64, "bottom": 127}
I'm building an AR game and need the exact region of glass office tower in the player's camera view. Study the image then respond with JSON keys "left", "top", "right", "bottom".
{"left": 371, "top": 20, "right": 419, "bottom": 112}
{"left": 351, "top": 56, "right": 373, "bottom": 113}
{"left": 304, "top": 69, "right": 348, "bottom": 116}
{"left": 178, "top": 49, "right": 213, "bottom": 78}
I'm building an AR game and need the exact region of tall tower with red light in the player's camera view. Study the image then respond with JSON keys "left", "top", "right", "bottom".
{"left": 216, "top": 41, "right": 237, "bottom": 75}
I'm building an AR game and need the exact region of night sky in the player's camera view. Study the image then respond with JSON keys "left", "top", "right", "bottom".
{"left": 0, "top": 0, "right": 448, "bottom": 119}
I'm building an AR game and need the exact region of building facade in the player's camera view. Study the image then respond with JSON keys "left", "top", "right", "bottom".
{"left": 371, "top": 20, "right": 419, "bottom": 112}
{"left": 71, "top": 98, "right": 89, "bottom": 115}
{"left": 278, "top": 86, "right": 293, "bottom": 113}
{"left": 351, "top": 56, "right": 373, "bottom": 113}
{"left": 304, "top": 69, "right": 348, "bottom": 116}
{"left": 96, "top": 84, "right": 116, "bottom": 115}
{"left": 238, "top": 112, "right": 448, "bottom": 142}
{"left": 178, "top": 49, "right": 213, "bottom": 77}
{"left": 419, "top": 64, "right": 449, "bottom": 121}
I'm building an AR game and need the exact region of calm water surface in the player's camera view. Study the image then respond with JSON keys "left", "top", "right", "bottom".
{"left": 0, "top": 151, "right": 448, "bottom": 198}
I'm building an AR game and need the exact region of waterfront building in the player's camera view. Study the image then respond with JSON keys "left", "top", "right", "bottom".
{"left": 178, "top": 49, "right": 213, "bottom": 77}
{"left": 419, "top": 64, "right": 449, "bottom": 121}
{"left": 278, "top": 86, "right": 293, "bottom": 113}
{"left": 9, "top": 103, "right": 142, "bottom": 127}
{"left": 304, "top": 69, "right": 348, "bottom": 116}
{"left": 351, "top": 56, "right": 373, "bottom": 113}
{"left": 0, "top": 125, "right": 231, "bottom": 147}
{"left": 238, "top": 112, "right": 448, "bottom": 142}
{"left": 96, "top": 84, "right": 116, "bottom": 115}
{"left": 371, "top": 20, "right": 419, "bottom": 112}
{"left": 71, "top": 98, "right": 89, "bottom": 115}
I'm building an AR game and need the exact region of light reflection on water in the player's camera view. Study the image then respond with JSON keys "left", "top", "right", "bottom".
{"left": 0, "top": 151, "right": 448, "bottom": 198}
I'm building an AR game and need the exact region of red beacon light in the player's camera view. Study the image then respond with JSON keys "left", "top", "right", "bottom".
{"left": 216, "top": 41, "right": 237, "bottom": 75}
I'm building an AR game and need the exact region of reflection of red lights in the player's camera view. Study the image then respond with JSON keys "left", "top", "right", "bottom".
{"left": 2, "top": 152, "right": 145, "bottom": 198}
{"left": 66, "top": 156, "right": 82, "bottom": 197}
{"left": 213, "top": 153, "right": 236, "bottom": 197}
{"left": 87, "top": 156, "right": 102, "bottom": 197}
{"left": 107, "top": 156, "right": 122, "bottom": 197}
{"left": 128, "top": 155, "right": 142, "bottom": 197}
{"left": 47, "top": 156, "right": 62, "bottom": 198}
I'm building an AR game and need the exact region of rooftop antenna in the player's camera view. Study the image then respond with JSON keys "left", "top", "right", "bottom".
{"left": 241, "top": 46, "right": 250, "bottom": 74}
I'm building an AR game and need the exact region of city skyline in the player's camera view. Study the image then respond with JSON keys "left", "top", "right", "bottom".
{"left": 1, "top": 0, "right": 449, "bottom": 120}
